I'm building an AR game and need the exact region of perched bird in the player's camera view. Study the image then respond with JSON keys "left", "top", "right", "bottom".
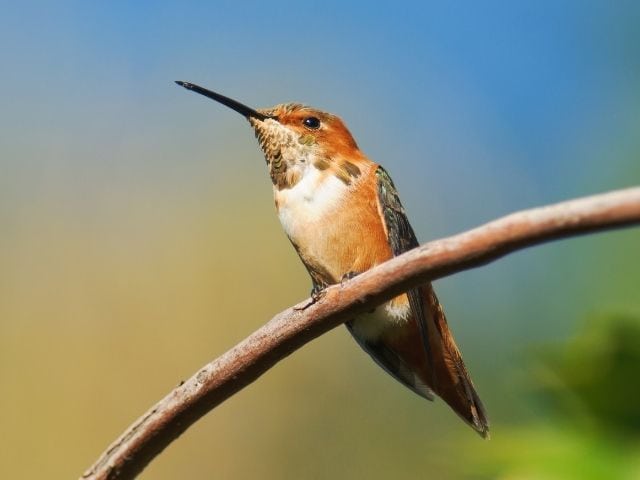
{"left": 176, "top": 81, "right": 489, "bottom": 437}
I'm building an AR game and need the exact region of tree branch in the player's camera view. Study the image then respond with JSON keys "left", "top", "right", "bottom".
{"left": 82, "top": 187, "right": 640, "bottom": 480}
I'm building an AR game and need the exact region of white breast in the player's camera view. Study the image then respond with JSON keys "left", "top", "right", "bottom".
{"left": 275, "top": 166, "right": 348, "bottom": 240}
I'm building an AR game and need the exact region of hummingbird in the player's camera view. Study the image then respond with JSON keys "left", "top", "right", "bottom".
{"left": 176, "top": 81, "right": 489, "bottom": 437}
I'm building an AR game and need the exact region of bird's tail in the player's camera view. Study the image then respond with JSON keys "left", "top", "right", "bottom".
{"left": 421, "top": 284, "right": 489, "bottom": 437}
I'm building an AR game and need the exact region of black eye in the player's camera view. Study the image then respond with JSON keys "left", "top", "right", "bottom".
{"left": 302, "top": 116, "right": 321, "bottom": 129}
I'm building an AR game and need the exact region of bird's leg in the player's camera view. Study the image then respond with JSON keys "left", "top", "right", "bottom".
{"left": 341, "top": 271, "right": 376, "bottom": 313}
{"left": 295, "top": 281, "right": 328, "bottom": 310}
{"left": 340, "top": 271, "right": 360, "bottom": 285}
{"left": 295, "top": 272, "right": 360, "bottom": 311}
{"left": 310, "top": 282, "right": 327, "bottom": 300}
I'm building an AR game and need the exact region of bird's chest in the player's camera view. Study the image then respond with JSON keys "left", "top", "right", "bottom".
{"left": 274, "top": 167, "right": 391, "bottom": 285}
{"left": 275, "top": 168, "right": 343, "bottom": 231}
{"left": 275, "top": 171, "right": 347, "bottom": 280}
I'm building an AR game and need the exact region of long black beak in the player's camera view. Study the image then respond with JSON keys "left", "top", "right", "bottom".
{"left": 175, "top": 81, "right": 271, "bottom": 121}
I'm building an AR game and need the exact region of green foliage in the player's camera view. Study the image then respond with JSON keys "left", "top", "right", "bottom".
{"left": 535, "top": 314, "right": 640, "bottom": 436}
{"left": 472, "top": 314, "right": 640, "bottom": 480}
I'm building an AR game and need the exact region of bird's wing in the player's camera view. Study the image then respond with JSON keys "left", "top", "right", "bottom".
{"left": 375, "top": 166, "right": 434, "bottom": 368}
{"left": 376, "top": 166, "right": 431, "bottom": 352}
{"left": 370, "top": 166, "right": 489, "bottom": 436}
{"left": 350, "top": 166, "right": 437, "bottom": 399}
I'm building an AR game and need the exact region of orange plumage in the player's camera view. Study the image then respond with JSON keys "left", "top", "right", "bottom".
{"left": 176, "top": 81, "right": 489, "bottom": 437}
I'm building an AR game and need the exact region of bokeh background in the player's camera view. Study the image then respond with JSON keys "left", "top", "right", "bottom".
{"left": 1, "top": 2, "right": 639, "bottom": 478}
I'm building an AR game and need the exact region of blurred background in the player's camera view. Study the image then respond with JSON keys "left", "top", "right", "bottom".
{"left": 1, "top": 1, "right": 639, "bottom": 478}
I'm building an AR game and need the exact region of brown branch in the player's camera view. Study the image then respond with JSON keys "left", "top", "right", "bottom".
{"left": 82, "top": 187, "right": 640, "bottom": 480}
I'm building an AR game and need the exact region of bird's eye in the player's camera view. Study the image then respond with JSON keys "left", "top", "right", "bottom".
{"left": 302, "top": 116, "right": 321, "bottom": 130}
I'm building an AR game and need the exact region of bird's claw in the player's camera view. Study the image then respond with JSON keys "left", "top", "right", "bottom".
{"left": 341, "top": 271, "right": 360, "bottom": 285}
{"left": 295, "top": 283, "right": 327, "bottom": 310}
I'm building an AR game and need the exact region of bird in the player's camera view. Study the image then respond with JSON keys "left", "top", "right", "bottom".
{"left": 176, "top": 80, "right": 489, "bottom": 437}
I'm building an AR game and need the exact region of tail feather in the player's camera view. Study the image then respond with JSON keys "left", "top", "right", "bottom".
{"left": 423, "top": 285, "right": 489, "bottom": 437}
{"left": 348, "top": 284, "right": 489, "bottom": 437}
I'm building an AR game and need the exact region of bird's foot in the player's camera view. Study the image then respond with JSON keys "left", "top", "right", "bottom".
{"left": 295, "top": 283, "right": 327, "bottom": 311}
{"left": 340, "top": 271, "right": 360, "bottom": 285}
